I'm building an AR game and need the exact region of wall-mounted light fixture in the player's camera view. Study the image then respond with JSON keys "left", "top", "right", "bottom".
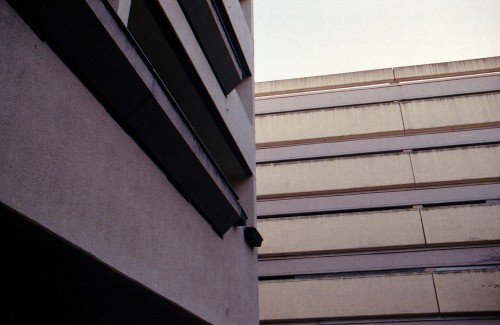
{"left": 244, "top": 227, "right": 263, "bottom": 248}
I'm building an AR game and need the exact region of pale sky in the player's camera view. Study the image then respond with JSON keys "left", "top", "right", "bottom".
{"left": 254, "top": 0, "right": 500, "bottom": 82}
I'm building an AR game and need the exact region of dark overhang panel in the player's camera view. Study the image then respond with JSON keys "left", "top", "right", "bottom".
{"left": 7, "top": 0, "right": 243, "bottom": 236}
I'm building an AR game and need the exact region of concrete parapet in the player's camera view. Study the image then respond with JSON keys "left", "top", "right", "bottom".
{"left": 256, "top": 153, "right": 414, "bottom": 199}
{"left": 411, "top": 144, "right": 500, "bottom": 186}
{"left": 421, "top": 203, "right": 500, "bottom": 245}
{"left": 255, "top": 57, "right": 500, "bottom": 97}
{"left": 257, "top": 209, "right": 424, "bottom": 256}
{"left": 257, "top": 145, "right": 499, "bottom": 199}
{"left": 394, "top": 56, "right": 500, "bottom": 82}
{"left": 256, "top": 102, "right": 403, "bottom": 147}
{"left": 401, "top": 92, "right": 500, "bottom": 133}
{"left": 259, "top": 273, "right": 437, "bottom": 321}
{"left": 433, "top": 269, "right": 500, "bottom": 313}
{"left": 255, "top": 68, "right": 393, "bottom": 97}
{"left": 256, "top": 91, "right": 500, "bottom": 147}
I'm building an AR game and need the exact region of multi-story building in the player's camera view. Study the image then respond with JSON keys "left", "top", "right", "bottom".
{"left": 1, "top": 0, "right": 259, "bottom": 324}
{"left": 256, "top": 57, "right": 500, "bottom": 324}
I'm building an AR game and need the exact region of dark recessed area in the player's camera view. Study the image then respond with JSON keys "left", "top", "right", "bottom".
{"left": 1, "top": 204, "right": 207, "bottom": 324}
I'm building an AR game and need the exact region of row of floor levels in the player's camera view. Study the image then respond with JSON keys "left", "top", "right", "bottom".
{"left": 256, "top": 68, "right": 500, "bottom": 324}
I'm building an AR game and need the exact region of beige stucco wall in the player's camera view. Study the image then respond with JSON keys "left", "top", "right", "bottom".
{"left": 255, "top": 102, "right": 403, "bottom": 146}
{"left": 258, "top": 209, "right": 424, "bottom": 256}
{"left": 255, "top": 68, "right": 393, "bottom": 96}
{"left": 411, "top": 144, "right": 500, "bottom": 186}
{"left": 422, "top": 204, "right": 500, "bottom": 245}
{"left": 256, "top": 153, "right": 414, "bottom": 198}
{"left": 259, "top": 274, "right": 437, "bottom": 321}
{"left": 401, "top": 92, "right": 500, "bottom": 133}
{"left": 434, "top": 269, "right": 500, "bottom": 313}
{"left": 394, "top": 56, "right": 500, "bottom": 82}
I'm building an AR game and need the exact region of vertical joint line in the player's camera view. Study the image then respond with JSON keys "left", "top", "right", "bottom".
{"left": 408, "top": 151, "right": 416, "bottom": 187}
{"left": 398, "top": 101, "right": 407, "bottom": 135}
{"left": 418, "top": 209, "right": 428, "bottom": 247}
{"left": 431, "top": 273, "right": 441, "bottom": 314}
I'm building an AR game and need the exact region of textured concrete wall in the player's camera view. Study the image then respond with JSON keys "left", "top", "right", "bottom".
{"left": 258, "top": 209, "right": 424, "bottom": 256}
{"left": 0, "top": 3, "right": 258, "bottom": 324}
{"left": 411, "top": 144, "right": 500, "bottom": 186}
{"left": 256, "top": 102, "right": 403, "bottom": 146}
{"left": 401, "top": 92, "right": 500, "bottom": 133}
{"left": 259, "top": 274, "right": 437, "bottom": 321}
{"left": 394, "top": 56, "right": 500, "bottom": 82}
{"left": 422, "top": 204, "right": 500, "bottom": 245}
{"left": 434, "top": 269, "right": 500, "bottom": 313}
{"left": 256, "top": 153, "right": 414, "bottom": 198}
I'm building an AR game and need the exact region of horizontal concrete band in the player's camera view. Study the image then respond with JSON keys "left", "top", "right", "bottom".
{"left": 261, "top": 318, "right": 500, "bottom": 325}
{"left": 402, "top": 92, "right": 500, "bottom": 133}
{"left": 257, "top": 128, "right": 500, "bottom": 164}
{"left": 256, "top": 68, "right": 394, "bottom": 97}
{"left": 257, "top": 183, "right": 500, "bottom": 217}
{"left": 256, "top": 122, "right": 500, "bottom": 150}
{"left": 177, "top": 0, "right": 243, "bottom": 95}
{"left": 256, "top": 92, "right": 500, "bottom": 148}
{"left": 255, "top": 74, "right": 500, "bottom": 115}
{"left": 259, "top": 269, "right": 500, "bottom": 321}
{"left": 255, "top": 57, "right": 500, "bottom": 97}
{"left": 259, "top": 273, "right": 437, "bottom": 321}
{"left": 394, "top": 56, "right": 500, "bottom": 82}
{"left": 257, "top": 204, "right": 500, "bottom": 257}
{"left": 258, "top": 245, "right": 500, "bottom": 278}
{"left": 257, "top": 145, "right": 500, "bottom": 199}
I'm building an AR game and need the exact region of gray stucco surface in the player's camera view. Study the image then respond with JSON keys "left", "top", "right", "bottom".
{"left": 0, "top": 2, "right": 258, "bottom": 324}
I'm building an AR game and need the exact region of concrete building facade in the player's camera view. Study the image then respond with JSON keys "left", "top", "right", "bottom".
{"left": 256, "top": 57, "right": 500, "bottom": 324}
{"left": 1, "top": 0, "right": 258, "bottom": 324}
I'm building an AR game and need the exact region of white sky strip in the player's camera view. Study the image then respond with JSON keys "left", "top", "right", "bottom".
{"left": 254, "top": 0, "right": 500, "bottom": 81}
